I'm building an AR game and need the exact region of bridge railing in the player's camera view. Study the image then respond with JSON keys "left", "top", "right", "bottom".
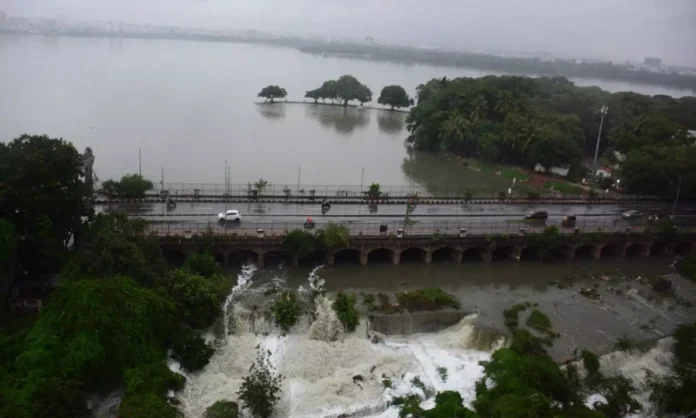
{"left": 94, "top": 181, "right": 649, "bottom": 201}
{"left": 147, "top": 218, "right": 647, "bottom": 237}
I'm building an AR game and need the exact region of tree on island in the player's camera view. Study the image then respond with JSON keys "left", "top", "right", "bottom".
{"left": 378, "top": 85, "right": 414, "bottom": 110}
{"left": 304, "top": 89, "right": 321, "bottom": 103}
{"left": 357, "top": 84, "right": 373, "bottom": 106}
{"left": 257, "top": 85, "right": 288, "bottom": 103}
{"left": 336, "top": 75, "right": 366, "bottom": 106}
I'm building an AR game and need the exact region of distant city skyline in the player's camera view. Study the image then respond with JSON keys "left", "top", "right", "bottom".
{"left": 2, "top": 0, "right": 695, "bottom": 67}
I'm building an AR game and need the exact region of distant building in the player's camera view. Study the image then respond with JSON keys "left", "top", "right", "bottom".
{"left": 595, "top": 167, "right": 613, "bottom": 179}
{"left": 534, "top": 163, "right": 569, "bottom": 177}
{"left": 644, "top": 57, "right": 662, "bottom": 70}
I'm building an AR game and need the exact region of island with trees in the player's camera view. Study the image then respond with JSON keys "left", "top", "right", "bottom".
{"left": 257, "top": 85, "right": 288, "bottom": 103}
{"left": 305, "top": 75, "right": 372, "bottom": 106}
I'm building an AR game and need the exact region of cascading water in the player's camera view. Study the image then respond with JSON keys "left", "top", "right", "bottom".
{"left": 222, "top": 263, "right": 257, "bottom": 338}
{"left": 176, "top": 259, "right": 501, "bottom": 418}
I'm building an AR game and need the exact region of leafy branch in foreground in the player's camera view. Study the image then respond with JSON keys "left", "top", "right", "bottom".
{"left": 237, "top": 350, "right": 283, "bottom": 418}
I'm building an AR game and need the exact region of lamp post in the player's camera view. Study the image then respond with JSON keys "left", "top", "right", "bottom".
{"left": 671, "top": 176, "right": 682, "bottom": 219}
{"left": 593, "top": 106, "right": 609, "bottom": 173}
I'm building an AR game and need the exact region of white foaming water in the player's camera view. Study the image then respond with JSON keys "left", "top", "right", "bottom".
{"left": 176, "top": 265, "right": 495, "bottom": 418}
{"left": 222, "top": 263, "right": 257, "bottom": 337}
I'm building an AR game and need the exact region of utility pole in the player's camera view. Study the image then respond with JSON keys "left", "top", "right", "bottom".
{"left": 360, "top": 167, "right": 365, "bottom": 193}
{"left": 224, "top": 161, "right": 228, "bottom": 213}
{"left": 593, "top": 105, "right": 609, "bottom": 173}
{"left": 671, "top": 176, "right": 682, "bottom": 219}
{"left": 297, "top": 167, "right": 301, "bottom": 196}
{"left": 138, "top": 148, "right": 141, "bottom": 176}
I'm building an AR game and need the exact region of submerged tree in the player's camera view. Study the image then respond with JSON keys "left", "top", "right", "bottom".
{"left": 257, "top": 85, "right": 288, "bottom": 103}
{"left": 378, "top": 85, "right": 414, "bottom": 110}
{"left": 238, "top": 350, "right": 284, "bottom": 418}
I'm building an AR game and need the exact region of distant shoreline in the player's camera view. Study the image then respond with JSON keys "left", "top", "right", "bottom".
{"left": 254, "top": 100, "right": 410, "bottom": 113}
{"left": 2, "top": 29, "right": 695, "bottom": 93}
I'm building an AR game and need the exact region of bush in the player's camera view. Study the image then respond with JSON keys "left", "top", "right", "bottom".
{"left": 282, "top": 229, "right": 319, "bottom": 262}
{"left": 526, "top": 309, "right": 552, "bottom": 332}
{"left": 321, "top": 222, "right": 350, "bottom": 249}
{"left": 332, "top": 292, "right": 360, "bottom": 332}
{"left": 270, "top": 291, "right": 302, "bottom": 332}
{"left": 615, "top": 335, "right": 635, "bottom": 351}
{"left": 238, "top": 351, "right": 283, "bottom": 418}
{"left": 118, "top": 361, "right": 185, "bottom": 418}
{"left": 167, "top": 269, "right": 224, "bottom": 329}
{"left": 677, "top": 255, "right": 696, "bottom": 282}
{"left": 396, "top": 288, "right": 460, "bottom": 311}
{"left": 183, "top": 252, "right": 223, "bottom": 279}
{"left": 204, "top": 400, "right": 239, "bottom": 418}
{"left": 503, "top": 302, "right": 530, "bottom": 330}
{"left": 170, "top": 328, "right": 215, "bottom": 372}
{"left": 366, "top": 182, "right": 381, "bottom": 199}
{"left": 527, "top": 190, "right": 541, "bottom": 200}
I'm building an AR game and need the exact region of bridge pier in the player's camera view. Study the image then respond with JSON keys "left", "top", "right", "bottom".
{"left": 507, "top": 247, "right": 521, "bottom": 261}
{"left": 481, "top": 247, "right": 492, "bottom": 263}
{"left": 360, "top": 251, "right": 368, "bottom": 266}
{"left": 326, "top": 252, "right": 335, "bottom": 267}
{"left": 223, "top": 252, "right": 231, "bottom": 268}
{"left": 424, "top": 249, "right": 432, "bottom": 264}
{"left": 591, "top": 245, "right": 602, "bottom": 259}
{"left": 392, "top": 251, "right": 401, "bottom": 265}
{"left": 454, "top": 249, "right": 464, "bottom": 263}
{"left": 564, "top": 245, "right": 577, "bottom": 261}
{"left": 257, "top": 252, "right": 265, "bottom": 269}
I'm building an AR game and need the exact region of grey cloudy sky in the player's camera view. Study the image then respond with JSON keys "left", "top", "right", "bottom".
{"left": 3, "top": 0, "right": 696, "bottom": 65}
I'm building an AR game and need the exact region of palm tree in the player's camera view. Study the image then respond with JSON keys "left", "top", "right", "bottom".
{"left": 469, "top": 96, "right": 488, "bottom": 121}
{"left": 441, "top": 110, "right": 472, "bottom": 151}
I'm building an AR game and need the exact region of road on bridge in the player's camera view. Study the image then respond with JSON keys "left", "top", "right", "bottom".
{"left": 99, "top": 201, "right": 696, "bottom": 222}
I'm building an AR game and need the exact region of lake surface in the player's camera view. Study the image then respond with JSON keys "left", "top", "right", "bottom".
{"left": 1, "top": 35, "right": 692, "bottom": 189}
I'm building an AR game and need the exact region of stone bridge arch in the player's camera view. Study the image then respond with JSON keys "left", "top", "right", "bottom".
{"left": 674, "top": 241, "right": 694, "bottom": 256}
{"left": 461, "top": 246, "right": 490, "bottom": 262}
{"left": 520, "top": 245, "right": 542, "bottom": 261}
{"left": 333, "top": 248, "right": 361, "bottom": 265}
{"left": 625, "top": 242, "right": 650, "bottom": 257}
{"left": 162, "top": 249, "right": 187, "bottom": 267}
{"left": 431, "top": 246, "right": 460, "bottom": 263}
{"left": 400, "top": 247, "right": 428, "bottom": 263}
{"left": 367, "top": 247, "right": 394, "bottom": 265}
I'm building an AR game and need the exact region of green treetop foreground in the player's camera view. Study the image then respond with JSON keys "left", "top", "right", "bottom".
{"left": 406, "top": 75, "right": 696, "bottom": 198}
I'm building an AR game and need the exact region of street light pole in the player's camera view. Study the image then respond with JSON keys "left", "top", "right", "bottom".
{"left": 593, "top": 105, "right": 609, "bottom": 173}
{"left": 671, "top": 176, "right": 682, "bottom": 219}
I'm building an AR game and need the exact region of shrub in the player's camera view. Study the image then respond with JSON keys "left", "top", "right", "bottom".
{"left": 395, "top": 288, "right": 460, "bottom": 312}
{"left": 527, "top": 190, "right": 541, "bottom": 200}
{"left": 183, "top": 252, "right": 223, "bottom": 279}
{"left": 677, "top": 255, "right": 696, "bottom": 282}
{"left": 321, "top": 222, "right": 350, "bottom": 249}
{"left": 238, "top": 351, "right": 283, "bottom": 418}
{"left": 282, "top": 229, "right": 319, "bottom": 262}
{"left": 437, "top": 366, "right": 448, "bottom": 382}
{"left": 270, "top": 291, "right": 302, "bottom": 332}
{"left": 503, "top": 302, "right": 530, "bottom": 330}
{"left": 526, "top": 309, "right": 552, "bottom": 332}
{"left": 332, "top": 292, "right": 360, "bottom": 332}
{"left": 204, "top": 400, "right": 239, "bottom": 418}
{"left": 366, "top": 183, "right": 381, "bottom": 199}
{"left": 615, "top": 335, "right": 635, "bottom": 351}
{"left": 170, "top": 328, "right": 215, "bottom": 372}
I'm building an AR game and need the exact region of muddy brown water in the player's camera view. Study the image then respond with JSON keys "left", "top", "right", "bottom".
{"left": 241, "top": 256, "right": 696, "bottom": 360}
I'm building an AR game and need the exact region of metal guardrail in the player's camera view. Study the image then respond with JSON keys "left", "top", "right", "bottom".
{"left": 95, "top": 181, "right": 651, "bottom": 201}
{"left": 148, "top": 219, "right": 649, "bottom": 237}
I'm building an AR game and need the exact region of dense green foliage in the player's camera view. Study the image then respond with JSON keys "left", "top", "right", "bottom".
{"left": 305, "top": 75, "right": 372, "bottom": 106}
{"left": 170, "top": 327, "right": 215, "bottom": 372}
{"left": 270, "top": 291, "right": 303, "bottom": 331}
{"left": 0, "top": 212, "right": 226, "bottom": 417}
{"left": 101, "top": 174, "right": 154, "bottom": 198}
{"left": 677, "top": 255, "right": 696, "bottom": 282}
{"left": 406, "top": 76, "right": 696, "bottom": 197}
{"left": 282, "top": 229, "right": 319, "bottom": 262}
{"left": 526, "top": 309, "right": 552, "bottom": 332}
{"left": 204, "top": 400, "right": 239, "bottom": 418}
{"left": 63, "top": 213, "right": 167, "bottom": 286}
{"left": 321, "top": 222, "right": 350, "bottom": 249}
{"left": 0, "top": 134, "right": 86, "bottom": 288}
{"left": 378, "top": 85, "right": 414, "bottom": 110}
{"left": 238, "top": 351, "right": 283, "bottom": 418}
{"left": 257, "top": 85, "right": 288, "bottom": 102}
{"left": 396, "top": 288, "right": 460, "bottom": 311}
{"left": 647, "top": 323, "right": 696, "bottom": 415}
{"left": 332, "top": 291, "right": 359, "bottom": 332}
{"left": 182, "top": 251, "right": 223, "bottom": 279}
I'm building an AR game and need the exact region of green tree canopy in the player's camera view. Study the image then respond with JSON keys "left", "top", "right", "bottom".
{"left": 378, "top": 85, "right": 414, "bottom": 110}
{"left": 257, "top": 85, "right": 288, "bottom": 102}
{"left": 0, "top": 134, "right": 86, "bottom": 281}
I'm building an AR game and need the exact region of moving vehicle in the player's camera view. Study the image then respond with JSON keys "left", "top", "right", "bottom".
{"left": 525, "top": 210, "right": 548, "bottom": 220}
{"left": 218, "top": 209, "right": 241, "bottom": 222}
{"left": 561, "top": 215, "right": 577, "bottom": 227}
{"left": 622, "top": 210, "right": 642, "bottom": 220}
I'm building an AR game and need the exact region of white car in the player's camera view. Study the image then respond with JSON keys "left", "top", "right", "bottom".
{"left": 218, "top": 209, "right": 241, "bottom": 222}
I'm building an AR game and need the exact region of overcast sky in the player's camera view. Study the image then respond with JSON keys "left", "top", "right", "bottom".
{"left": 3, "top": 0, "right": 696, "bottom": 66}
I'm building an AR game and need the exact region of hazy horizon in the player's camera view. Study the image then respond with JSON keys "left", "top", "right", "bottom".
{"left": 2, "top": 0, "right": 695, "bottom": 67}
